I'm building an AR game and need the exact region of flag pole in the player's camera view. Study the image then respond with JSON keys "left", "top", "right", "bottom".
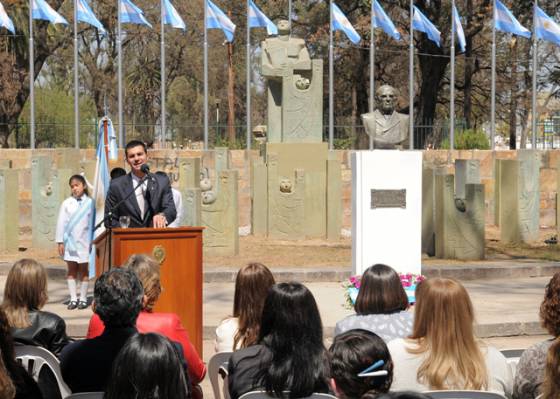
{"left": 490, "top": 0, "right": 496, "bottom": 150}
{"left": 450, "top": 0, "right": 455, "bottom": 151}
{"left": 288, "top": 0, "right": 291, "bottom": 31}
{"left": 531, "top": 0, "right": 537, "bottom": 149}
{"left": 117, "top": 0, "right": 123, "bottom": 146}
{"left": 203, "top": 0, "right": 208, "bottom": 150}
{"left": 328, "top": 0, "right": 334, "bottom": 150}
{"left": 74, "top": 0, "right": 79, "bottom": 148}
{"left": 29, "top": 0, "right": 35, "bottom": 149}
{"left": 160, "top": 0, "right": 166, "bottom": 147}
{"left": 369, "top": 0, "right": 375, "bottom": 150}
{"left": 408, "top": 0, "right": 414, "bottom": 149}
{"left": 246, "top": 0, "right": 251, "bottom": 152}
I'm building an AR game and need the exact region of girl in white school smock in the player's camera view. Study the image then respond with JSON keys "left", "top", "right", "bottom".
{"left": 55, "top": 174, "right": 93, "bottom": 310}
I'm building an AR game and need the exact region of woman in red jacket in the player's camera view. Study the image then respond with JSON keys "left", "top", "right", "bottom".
{"left": 87, "top": 254, "right": 206, "bottom": 384}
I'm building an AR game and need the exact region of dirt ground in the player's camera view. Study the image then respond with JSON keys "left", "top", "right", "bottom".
{"left": 2, "top": 225, "right": 560, "bottom": 268}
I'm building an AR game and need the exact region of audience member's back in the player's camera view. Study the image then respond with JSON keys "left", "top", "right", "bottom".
{"left": 60, "top": 268, "right": 143, "bottom": 393}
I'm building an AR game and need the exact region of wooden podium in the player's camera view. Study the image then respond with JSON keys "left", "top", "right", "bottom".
{"left": 93, "top": 227, "right": 203, "bottom": 354}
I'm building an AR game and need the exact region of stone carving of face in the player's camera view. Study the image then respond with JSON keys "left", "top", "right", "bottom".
{"left": 295, "top": 77, "right": 310, "bottom": 90}
{"left": 376, "top": 85, "right": 397, "bottom": 115}
{"left": 279, "top": 179, "right": 293, "bottom": 193}
{"left": 200, "top": 169, "right": 213, "bottom": 192}
{"left": 201, "top": 190, "right": 217, "bottom": 204}
{"left": 277, "top": 20, "right": 290, "bottom": 36}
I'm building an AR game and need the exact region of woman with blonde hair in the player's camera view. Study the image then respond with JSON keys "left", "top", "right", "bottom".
{"left": 2, "top": 258, "right": 72, "bottom": 356}
{"left": 388, "top": 278, "right": 512, "bottom": 396}
{"left": 215, "top": 262, "right": 275, "bottom": 352}
{"left": 87, "top": 254, "right": 206, "bottom": 385}
{"left": 514, "top": 272, "right": 560, "bottom": 399}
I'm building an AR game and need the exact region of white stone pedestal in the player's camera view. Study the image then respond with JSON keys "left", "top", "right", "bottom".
{"left": 352, "top": 150, "right": 422, "bottom": 276}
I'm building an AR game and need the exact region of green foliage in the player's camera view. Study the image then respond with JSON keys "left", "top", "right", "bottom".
{"left": 441, "top": 129, "right": 490, "bottom": 150}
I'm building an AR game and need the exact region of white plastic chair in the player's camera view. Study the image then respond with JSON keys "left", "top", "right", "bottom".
{"left": 209, "top": 352, "right": 233, "bottom": 399}
{"left": 500, "top": 348, "right": 525, "bottom": 376}
{"left": 424, "top": 390, "right": 507, "bottom": 399}
{"left": 66, "top": 393, "right": 104, "bottom": 399}
{"left": 15, "top": 345, "right": 72, "bottom": 398}
{"left": 239, "top": 391, "right": 338, "bottom": 399}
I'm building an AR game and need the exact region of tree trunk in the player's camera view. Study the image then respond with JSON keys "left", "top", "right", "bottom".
{"left": 416, "top": 40, "right": 449, "bottom": 149}
{"left": 508, "top": 40, "right": 518, "bottom": 150}
{"left": 351, "top": 84, "right": 357, "bottom": 142}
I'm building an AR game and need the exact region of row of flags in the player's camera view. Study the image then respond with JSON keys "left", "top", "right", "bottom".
{"left": 0, "top": 0, "right": 274, "bottom": 41}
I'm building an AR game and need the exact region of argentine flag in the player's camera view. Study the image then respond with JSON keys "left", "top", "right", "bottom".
{"left": 372, "top": 0, "right": 400, "bottom": 41}
{"left": 453, "top": 5, "right": 466, "bottom": 52}
{"left": 248, "top": 0, "right": 277, "bottom": 36}
{"left": 76, "top": 0, "right": 105, "bottom": 33}
{"left": 494, "top": 0, "right": 530, "bottom": 39}
{"left": 535, "top": 6, "right": 560, "bottom": 47}
{"left": 412, "top": 5, "right": 441, "bottom": 47}
{"left": 207, "top": 0, "right": 236, "bottom": 42}
{"left": 163, "top": 0, "right": 186, "bottom": 30}
{"left": 32, "top": 0, "right": 68, "bottom": 24}
{"left": 88, "top": 117, "right": 112, "bottom": 278}
{"left": 0, "top": 2, "right": 15, "bottom": 34}
{"left": 331, "top": 2, "right": 361, "bottom": 45}
{"left": 120, "top": 0, "right": 152, "bottom": 28}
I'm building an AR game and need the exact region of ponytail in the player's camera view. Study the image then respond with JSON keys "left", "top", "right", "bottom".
{"left": 542, "top": 337, "right": 560, "bottom": 399}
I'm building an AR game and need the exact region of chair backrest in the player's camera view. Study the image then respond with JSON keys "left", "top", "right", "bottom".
{"left": 423, "top": 390, "right": 508, "bottom": 399}
{"left": 238, "top": 391, "right": 338, "bottom": 399}
{"left": 66, "top": 393, "right": 104, "bottom": 399}
{"left": 15, "top": 345, "right": 72, "bottom": 398}
{"left": 209, "top": 352, "right": 233, "bottom": 399}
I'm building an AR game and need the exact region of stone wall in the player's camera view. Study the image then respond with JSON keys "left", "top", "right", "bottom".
{"left": 1, "top": 149, "right": 559, "bottom": 245}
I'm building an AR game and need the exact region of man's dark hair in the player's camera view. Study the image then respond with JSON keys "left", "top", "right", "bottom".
{"left": 125, "top": 140, "right": 147, "bottom": 157}
{"left": 93, "top": 268, "right": 143, "bottom": 328}
{"left": 110, "top": 167, "right": 127, "bottom": 180}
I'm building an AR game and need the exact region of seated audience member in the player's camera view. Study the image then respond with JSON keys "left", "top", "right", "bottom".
{"left": 105, "top": 333, "right": 190, "bottom": 399}
{"left": 335, "top": 264, "right": 412, "bottom": 342}
{"left": 2, "top": 259, "right": 72, "bottom": 356}
{"left": 514, "top": 272, "right": 560, "bottom": 399}
{"left": 375, "top": 393, "right": 433, "bottom": 399}
{"left": 86, "top": 254, "right": 206, "bottom": 384}
{"left": 329, "top": 329, "right": 393, "bottom": 399}
{"left": 228, "top": 282, "right": 330, "bottom": 399}
{"left": 60, "top": 268, "right": 143, "bottom": 393}
{"left": 215, "top": 262, "right": 275, "bottom": 352}
{"left": 388, "top": 278, "right": 512, "bottom": 396}
{"left": 0, "top": 307, "right": 43, "bottom": 399}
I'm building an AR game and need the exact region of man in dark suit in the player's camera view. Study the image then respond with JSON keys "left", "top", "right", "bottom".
{"left": 59, "top": 268, "right": 143, "bottom": 392}
{"left": 104, "top": 140, "right": 176, "bottom": 228}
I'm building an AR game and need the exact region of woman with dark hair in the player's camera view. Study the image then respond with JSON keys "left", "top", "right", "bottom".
{"left": 388, "top": 278, "right": 511, "bottom": 396}
{"left": 329, "top": 329, "right": 393, "bottom": 399}
{"left": 514, "top": 272, "right": 560, "bottom": 399}
{"left": 2, "top": 259, "right": 72, "bottom": 356}
{"left": 335, "top": 264, "right": 412, "bottom": 342}
{"left": 215, "top": 263, "right": 275, "bottom": 352}
{"left": 228, "top": 282, "right": 330, "bottom": 399}
{"left": 87, "top": 254, "right": 206, "bottom": 384}
{"left": 105, "top": 333, "right": 190, "bottom": 399}
{"left": 0, "top": 306, "right": 43, "bottom": 399}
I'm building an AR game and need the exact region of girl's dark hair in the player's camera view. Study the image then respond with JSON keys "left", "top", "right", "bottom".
{"left": 0, "top": 307, "right": 25, "bottom": 390}
{"left": 539, "top": 273, "right": 560, "bottom": 399}
{"left": 371, "top": 392, "right": 433, "bottom": 399}
{"left": 105, "top": 333, "right": 190, "bottom": 399}
{"left": 233, "top": 263, "right": 275, "bottom": 349}
{"left": 330, "top": 329, "right": 393, "bottom": 399}
{"left": 258, "top": 282, "right": 330, "bottom": 398}
{"left": 69, "top": 174, "right": 89, "bottom": 196}
{"left": 355, "top": 264, "right": 409, "bottom": 315}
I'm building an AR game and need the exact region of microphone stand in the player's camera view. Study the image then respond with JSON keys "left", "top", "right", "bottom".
{"left": 94, "top": 173, "right": 149, "bottom": 269}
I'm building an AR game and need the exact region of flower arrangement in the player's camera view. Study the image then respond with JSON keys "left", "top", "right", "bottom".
{"left": 343, "top": 272, "right": 426, "bottom": 310}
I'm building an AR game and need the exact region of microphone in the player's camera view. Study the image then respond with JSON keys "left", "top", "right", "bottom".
{"left": 140, "top": 164, "right": 150, "bottom": 174}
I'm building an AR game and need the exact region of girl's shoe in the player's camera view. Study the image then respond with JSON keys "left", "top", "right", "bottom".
{"left": 77, "top": 301, "right": 88, "bottom": 310}
{"left": 67, "top": 301, "right": 78, "bottom": 310}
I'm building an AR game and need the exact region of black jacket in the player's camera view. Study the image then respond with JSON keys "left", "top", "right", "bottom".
{"left": 104, "top": 173, "right": 176, "bottom": 228}
{"left": 12, "top": 310, "right": 73, "bottom": 357}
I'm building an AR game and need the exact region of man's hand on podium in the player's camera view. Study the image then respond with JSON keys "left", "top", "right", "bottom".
{"left": 153, "top": 213, "right": 168, "bottom": 229}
